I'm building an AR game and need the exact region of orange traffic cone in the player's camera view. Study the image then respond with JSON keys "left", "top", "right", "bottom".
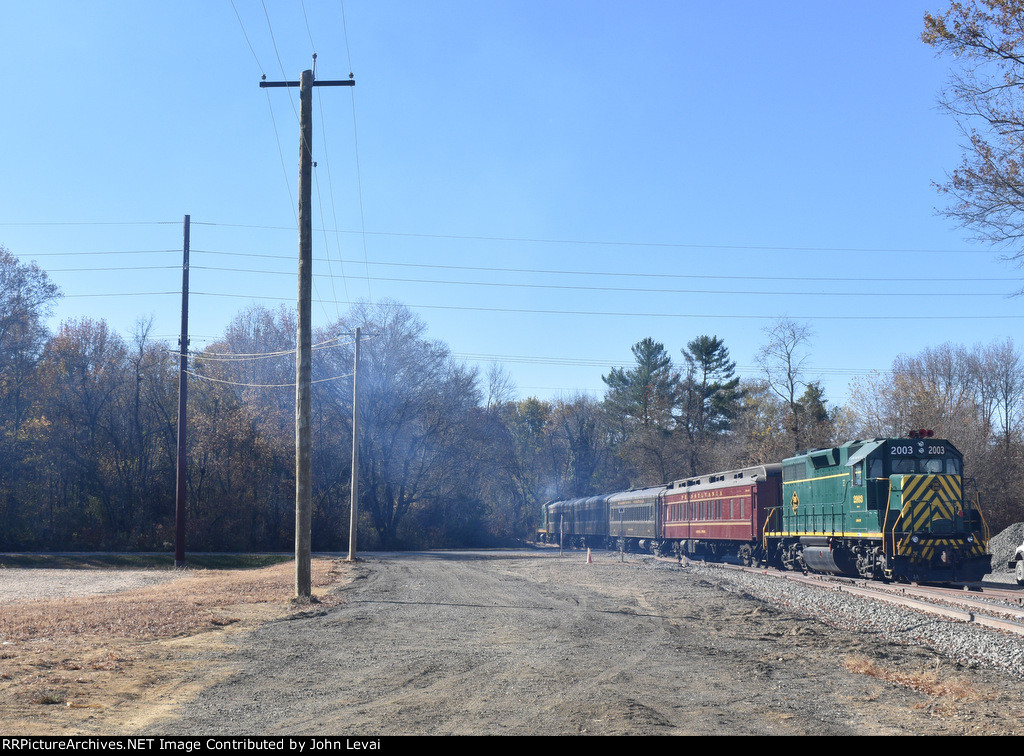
{"left": 586, "top": 548, "right": 592, "bottom": 564}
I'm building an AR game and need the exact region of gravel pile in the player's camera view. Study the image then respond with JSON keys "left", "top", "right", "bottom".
{"left": 989, "top": 522, "right": 1024, "bottom": 574}
{"left": 688, "top": 562, "right": 1024, "bottom": 680}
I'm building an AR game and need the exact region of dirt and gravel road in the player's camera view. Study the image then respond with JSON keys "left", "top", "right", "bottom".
{"left": 4, "top": 549, "right": 1023, "bottom": 736}
{"left": 139, "top": 550, "right": 1023, "bottom": 736}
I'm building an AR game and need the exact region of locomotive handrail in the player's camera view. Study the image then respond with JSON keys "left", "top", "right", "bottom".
{"left": 973, "top": 492, "right": 991, "bottom": 546}
{"left": 890, "top": 499, "right": 918, "bottom": 557}
{"left": 761, "top": 506, "right": 783, "bottom": 551}
{"left": 824, "top": 499, "right": 845, "bottom": 535}
{"left": 880, "top": 477, "right": 894, "bottom": 557}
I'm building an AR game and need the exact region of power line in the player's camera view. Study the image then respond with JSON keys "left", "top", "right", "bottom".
{"left": 185, "top": 368, "right": 354, "bottom": 388}
{"left": 62, "top": 291, "right": 180, "bottom": 298}
{"left": 185, "top": 265, "right": 1019, "bottom": 297}
{"left": 48, "top": 266, "right": 178, "bottom": 273}
{"left": 452, "top": 351, "right": 889, "bottom": 376}
{"left": 229, "top": 0, "right": 266, "bottom": 76}
{"left": 29, "top": 252, "right": 1014, "bottom": 288}
{"left": 13, "top": 249, "right": 177, "bottom": 257}
{"left": 0, "top": 221, "right": 177, "bottom": 227}
{"left": 338, "top": 0, "right": 355, "bottom": 75}
{"left": 300, "top": 0, "right": 317, "bottom": 51}
{"left": 185, "top": 222, "right": 1002, "bottom": 256}
{"left": 165, "top": 336, "right": 350, "bottom": 362}
{"left": 4, "top": 219, "right": 1010, "bottom": 257}
{"left": 181, "top": 292, "right": 1024, "bottom": 321}
{"left": 55, "top": 286, "right": 1024, "bottom": 319}
{"left": 187, "top": 249, "right": 1021, "bottom": 283}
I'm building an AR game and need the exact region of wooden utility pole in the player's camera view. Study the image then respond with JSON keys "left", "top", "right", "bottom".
{"left": 174, "top": 214, "right": 190, "bottom": 568}
{"left": 295, "top": 69, "right": 314, "bottom": 598}
{"left": 261, "top": 63, "right": 355, "bottom": 599}
{"left": 346, "top": 327, "right": 361, "bottom": 562}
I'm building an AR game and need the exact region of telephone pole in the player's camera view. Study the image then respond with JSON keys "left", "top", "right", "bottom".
{"left": 174, "top": 214, "right": 190, "bottom": 569}
{"left": 261, "top": 62, "right": 355, "bottom": 599}
{"left": 347, "top": 327, "right": 361, "bottom": 562}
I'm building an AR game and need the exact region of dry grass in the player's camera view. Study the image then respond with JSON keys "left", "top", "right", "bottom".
{"left": 0, "top": 558, "right": 353, "bottom": 733}
{"left": 0, "top": 559, "right": 346, "bottom": 643}
{"left": 843, "top": 654, "right": 989, "bottom": 703}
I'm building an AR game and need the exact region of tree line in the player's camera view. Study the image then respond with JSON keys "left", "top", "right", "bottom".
{"left": 2, "top": 246, "right": 1023, "bottom": 552}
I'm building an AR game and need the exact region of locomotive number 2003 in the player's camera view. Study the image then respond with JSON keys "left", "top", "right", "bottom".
{"left": 890, "top": 445, "right": 946, "bottom": 456}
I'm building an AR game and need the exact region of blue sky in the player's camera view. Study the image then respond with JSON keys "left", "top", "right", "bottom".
{"left": 1, "top": 1, "right": 1020, "bottom": 407}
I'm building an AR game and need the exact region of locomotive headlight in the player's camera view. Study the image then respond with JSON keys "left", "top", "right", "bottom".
{"left": 911, "top": 535, "right": 920, "bottom": 544}
{"left": 967, "top": 535, "right": 975, "bottom": 544}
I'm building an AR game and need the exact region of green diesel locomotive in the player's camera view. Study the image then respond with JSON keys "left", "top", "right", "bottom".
{"left": 765, "top": 433, "right": 991, "bottom": 583}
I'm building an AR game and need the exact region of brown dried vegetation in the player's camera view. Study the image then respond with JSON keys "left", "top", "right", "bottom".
{"left": 0, "top": 559, "right": 351, "bottom": 735}
{"left": 843, "top": 654, "right": 989, "bottom": 704}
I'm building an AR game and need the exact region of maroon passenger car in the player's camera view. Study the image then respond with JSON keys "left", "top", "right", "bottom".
{"left": 660, "top": 464, "right": 781, "bottom": 564}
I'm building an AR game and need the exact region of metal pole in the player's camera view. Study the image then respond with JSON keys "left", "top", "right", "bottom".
{"left": 346, "top": 327, "right": 361, "bottom": 562}
{"left": 174, "top": 214, "right": 190, "bottom": 568}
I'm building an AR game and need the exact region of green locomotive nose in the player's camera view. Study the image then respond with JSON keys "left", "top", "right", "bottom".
{"left": 768, "top": 437, "right": 992, "bottom": 582}
{"left": 886, "top": 473, "right": 989, "bottom": 578}
{"left": 888, "top": 473, "right": 965, "bottom": 533}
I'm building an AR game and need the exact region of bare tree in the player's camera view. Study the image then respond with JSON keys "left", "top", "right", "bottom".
{"left": 755, "top": 318, "right": 814, "bottom": 453}
{"left": 847, "top": 343, "right": 979, "bottom": 440}
{"left": 923, "top": 2, "right": 1024, "bottom": 259}
{"left": 731, "top": 379, "right": 792, "bottom": 465}
{"left": 844, "top": 337, "right": 1024, "bottom": 529}
{"left": 340, "top": 301, "right": 482, "bottom": 548}
{"left": 552, "top": 393, "right": 613, "bottom": 498}
{"left": 986, "top": 337, "right": 1024, "bottom": 449}
{"left": 485, "top": 362, "right": 517, "bottom": 412}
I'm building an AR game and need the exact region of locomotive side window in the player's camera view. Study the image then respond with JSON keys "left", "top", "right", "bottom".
{"left": 852, "top": 462, "right": 863, "bottom": 487}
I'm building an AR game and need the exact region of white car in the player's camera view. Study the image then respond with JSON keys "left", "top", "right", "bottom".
{"left": 1010, "top": 542, "right": 1024, "bottom": 586}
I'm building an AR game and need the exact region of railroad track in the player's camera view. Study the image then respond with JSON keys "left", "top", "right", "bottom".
{"left": 559, "top": 544, "right": 1024, "bottom": 638}
{"left": 696, "top": 559, "right": 1024, "bottom": 637}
